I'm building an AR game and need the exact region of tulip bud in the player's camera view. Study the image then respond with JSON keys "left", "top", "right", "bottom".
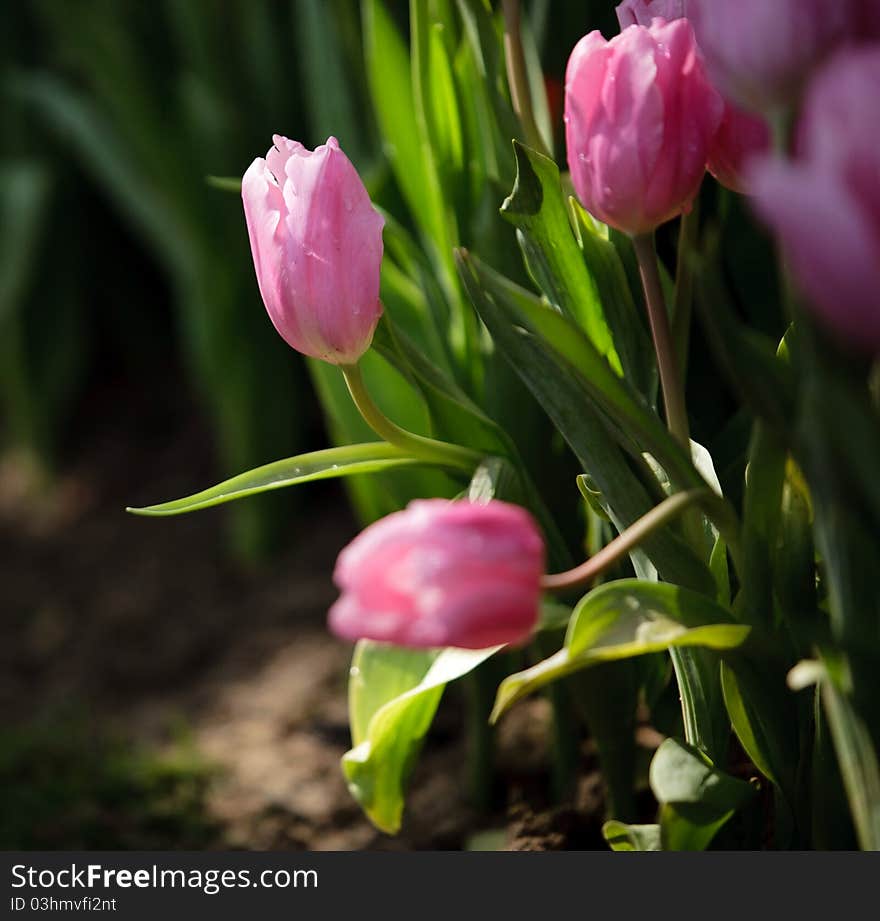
{"left": 242, "top": 135, "right": 384, "bottom": 365}
{"left": 687, "top": 0, "right": 851, "bottom": 113}
{"left": 750, "top": 48, "right": 880, "bottom": 351}
{"left": 564, "top": 19, "right": 722, "bottom": 236}
{"left": 707, "top": 102, "right": 771, "bottom": 193}
{"left": 329, "top": 499, "right": 545, "bottom": 650}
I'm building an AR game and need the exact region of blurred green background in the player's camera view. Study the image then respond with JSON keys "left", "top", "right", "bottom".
{"left": 1, "top": 0, "right": 621, "bottom": 560}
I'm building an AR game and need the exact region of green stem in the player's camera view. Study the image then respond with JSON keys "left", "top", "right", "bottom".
{"left": 464, "top": 669, "right": 496, "bottom": 812}
{"left": 568, "top": 665, "right": 638, "bottom": 822}
{"left": 633, "top": 232, "right": 690, "bottom": 449}
{"left": 535, "top": 634, "right": 581, "bottom": 802}
{"left": 341, "top": 363, "right": 480, "bottom": 471}
{"left": 672, "top": 201, "right": 700, "bottom": 383}
{"left": 541, "top": 489, "right": 710, "bottom": 592}
{"left": 501, "top": 0, "right": 550, "bottom": 158}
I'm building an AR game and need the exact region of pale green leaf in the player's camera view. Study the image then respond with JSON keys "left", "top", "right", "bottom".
{"left": 127, "top": 443, "right": 423, "bottom": 516}
{"left": 491, "top": 580, "right": 749, "bottom": 721}
{"left": 343, "top": 642, "right": 500, "bottom": 833}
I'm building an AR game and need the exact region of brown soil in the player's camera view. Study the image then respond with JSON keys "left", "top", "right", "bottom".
{"left": 0, "top": 381, "right": 621, "bottom": 851}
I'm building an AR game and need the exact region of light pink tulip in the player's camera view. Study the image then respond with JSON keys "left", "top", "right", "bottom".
{"left": 329, "top": 499, "right": 545, "bottom": 650}
{"left": 616, "top": 0, "right": 688, "bottom": 29}
{"left": 750, "top": 49, "right": 880, "bottom": 351}
{"left": 687, "top": 0, "right": 851, "bottom": 112}
{"left": 242, "top": 135, "right": 384, "bottom": 365}
{"left": 564, "top": 19, "right": 722, "bottom": 235}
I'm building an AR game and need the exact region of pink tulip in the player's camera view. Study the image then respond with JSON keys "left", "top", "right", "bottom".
{"left": 614, "top": 0, "right": 771, "bottom": 193}
{"left": 707, "top": 103, "right": 771, "bottom": 194}
{"left": 565, "top": 19, "right": 722, "bottom": 235}
{"left": 750, "top": 48, "right": 880, "bottom": 351}
{"left": 687, "top": 0, "right": 851, "bottom": 112}
{"left": 242, "top": 135, "right": 384, "bottom": 365}
{"left": 329, "top": 499, "right": 545, "bottom": 650}
{"left": 616, "top": 0, "right": 688, "bottom": 29}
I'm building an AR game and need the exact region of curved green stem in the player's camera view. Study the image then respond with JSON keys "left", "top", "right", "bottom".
{"left": 633, "top": 232, "right": 690, "bottom": 449}
{"left": 341, "top": 363, "right": 481, "bottom": 472}
{"left": 541, "top": 489, "right": 710, "bottom": 592}
{"left": 501, "top": 0, "right": 550, "bottom": 158}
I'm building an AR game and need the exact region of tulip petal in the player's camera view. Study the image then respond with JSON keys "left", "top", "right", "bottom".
{"left": 330, "top": 499, "right": 545, "bottom": 650}
{"left": 242, "top": 135, "right": 384, "bottom": 364}
{"left": 751, "top": 158, "right": 880, "bottom": 350}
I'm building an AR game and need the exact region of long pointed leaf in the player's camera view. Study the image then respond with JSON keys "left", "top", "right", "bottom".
{"left": 127, "top": 443, "right": 424, "bottom": 516}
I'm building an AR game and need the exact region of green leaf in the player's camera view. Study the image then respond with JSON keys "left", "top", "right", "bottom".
{"left": 424, "top": 19, "right": 465, "bottom": 176}
{"left": 462, "top": 250, "right": 704, "bottom": 496}
{"left": 491, "top": 580, "right": 749, "bottom": 720}
{"left": 0, "top": 161, "right": 52, "bottom": 326}
{"left": 650, "top": 738, "right": 752, "bottom": 808}
{"left": 11, "top": 74, "right": 195, "bottom": 274}
{"left": 668, "top": 645, "right": 730, "bottom": 766}
{"left": 721, "top": 663, "right": 774, "bottom": 780}
{"left": 602, "top": 821, "right": 661, "bottom": 852}
{"left": 369, "top": 0, "right": 470, "bottom": 369}
{"left": 568, "top": 200, "right": 655, "bottom": 399}
{"left": 205, "top": 175, "right": 241, "bottom": 192}
{"left": 721, "top": 657, "right": 799, "bottom": 795}
{"left": 566, "top": 581, "right": 745, "bottom": 658}
{"left": 467, "top": 456, "right": 518, "bottom": 503}
{"left": 789, "top": 660, "right": 880, "bottom": 851}
{"left": 126, "top": 443, "right": 424, "bottom": 516}
{"left": 372, "top": 316, "right": 511, "bottom": 456}
{"left": 694, "top": 244, "right": 794, "bottom": 434}
{"left": 774, "top": 458, "right": 817, "bottom": 634}
{"left": 457, "top": 251, "right": 715, "bottom": 593}
{"left": 373, "top": 316, "right": 572, "bottom": 565}
{"left": 343, "top": 642, "right": 499, "bottom": 833}
{"left": 362, "top": 0, "right": 435, "bottom": 243}
{"left": 737, "top": 420, "right": 786, "bottom": 628}
{"left": 795, "top": 338, "right": 880, "bottom": 674}
{"left": 307, "top": 349, "right": 458, "bottom": 523}
{"left": 454, "top": 0, "right": 521, "bottom": 184}
{"left": 709, "top": 534, "right": 730, "bottom": 607}
{"left": 378, "top": 209, "right": 453, "bottom": 362}
{"left": 537, "top": 600, "right": 574, "bottom": 634}
{"left": 296, "top": 0, "right": 367, "bottom": 163}
{"left": 650, "top": 738, "right": 757, "bottom": 851}
{"left": 501, "top": 142, "right": 620, "bottom": 373}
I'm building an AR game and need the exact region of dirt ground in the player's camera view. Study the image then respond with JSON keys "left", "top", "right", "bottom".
{"left": 0, "top": 379, "right": 619, "bottom": 851}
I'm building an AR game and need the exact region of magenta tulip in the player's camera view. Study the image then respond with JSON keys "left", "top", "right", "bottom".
{"left": 329, "top": 499, "right": 545, "bottom": 650}
{"left": 687, "top": 0, "right": 851, "bottom": 112}
{"left": 564, "top": 19, "right": 722, "bottom": 236}
{"left": 750, "top": 48, "right": 880, "bottom": 351}
{"left": 614, "top": 0, "right": 771, "bottom": 193}
{"left": 242, "top": 135, "right": 384, "bottom": 365}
